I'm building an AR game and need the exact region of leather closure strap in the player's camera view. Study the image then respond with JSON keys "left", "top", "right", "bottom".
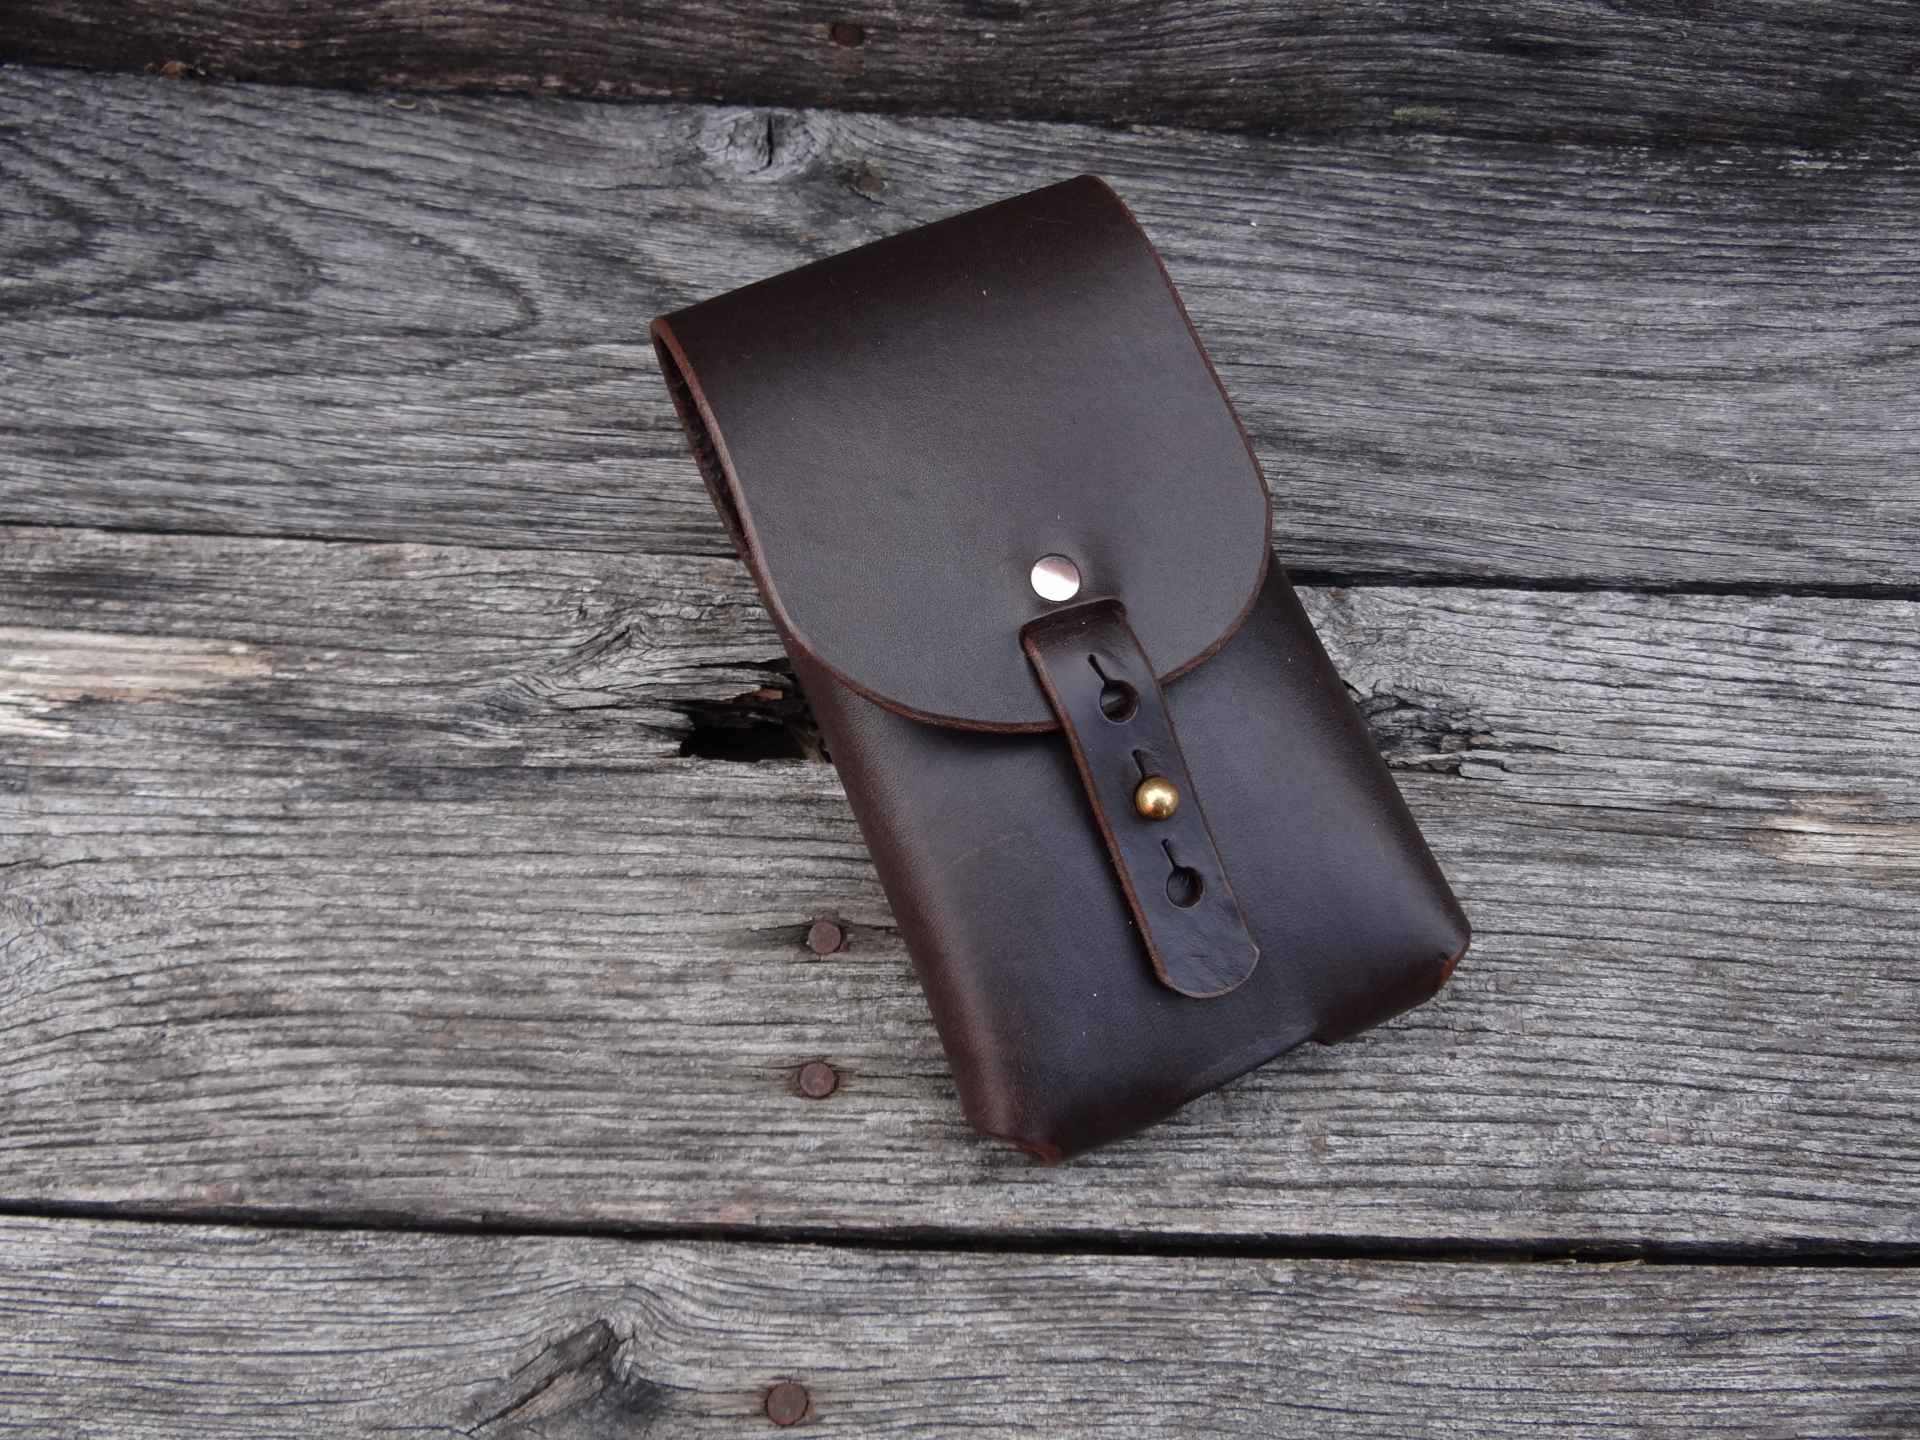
{"left": 1022, "top": 599, "right": 1260, "bottom": 999}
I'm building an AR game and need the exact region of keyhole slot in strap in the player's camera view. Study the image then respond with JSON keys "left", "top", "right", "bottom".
{"left": 1162, "top": 840, "right": 1205, "bottom": 910}
{"left": 1088, "top": 654, "right": 1139, "bottom": 723}
{"left": 1022, "top": 598, "right": 1259, "bottom": 999}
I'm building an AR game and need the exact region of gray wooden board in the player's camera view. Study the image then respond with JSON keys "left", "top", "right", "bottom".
{"left": 6, "top": 68, "right": 1920, "bottom": 588}
{"left": 7, "top": 1, "right": 1920, "bottom": 148}
{"left": 3, "top": 525, "right": 1916, "bottom": 1247}
{"left": 1, "top": 1217, "right": 1916, "bottom": 1438}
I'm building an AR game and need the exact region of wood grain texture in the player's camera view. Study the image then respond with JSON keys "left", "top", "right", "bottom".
{"left": 7, "top": 1, "right": 1920, "bottom": 147}
{"left": 2, "top": 1218, "right": 1916, "bottom": 1439}
{"left": 6, "top": 67, "right": 1920, "bottom": 587}
{"left": 3, "top": 525, "right": 1916, "bottom": 1247}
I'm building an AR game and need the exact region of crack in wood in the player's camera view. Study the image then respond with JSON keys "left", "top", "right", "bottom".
{"left": 1344, "top": 681, "right": 1545, "bottom": 778}
{"left": 673, "top": 662, "right": 825, "bottom": 762}
{"left": 670, "top": 664, "right": 1507, "bottom": 778}
{"left": 464, "top": 1318, "right": 664, "bottom": 1436}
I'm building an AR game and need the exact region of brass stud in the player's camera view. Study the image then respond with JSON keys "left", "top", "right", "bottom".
{"left": 1134, "top": 775, "right": 1180, "bottom": 821}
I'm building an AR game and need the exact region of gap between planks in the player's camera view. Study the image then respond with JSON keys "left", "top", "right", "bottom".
{"left": 0, "top": 1196, "right": 1916, "bottom": 1271}
{"left": 7, "top": 1, "right": 1920, "bottom": 146}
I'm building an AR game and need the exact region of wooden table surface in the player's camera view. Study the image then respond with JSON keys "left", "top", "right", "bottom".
{"left": 3, "top": 7, "right": 1918, "bottom": 1435}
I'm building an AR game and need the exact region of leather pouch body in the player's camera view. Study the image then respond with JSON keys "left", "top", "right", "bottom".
{"left": 794, "top": 572, "right": 1467, "bottom": 1157}
{"left": 652, "top": 176, "right": 1469, "bottom": 1158}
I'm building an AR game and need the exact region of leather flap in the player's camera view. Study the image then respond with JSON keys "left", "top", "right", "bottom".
{"left": 651, "top": 175, "right": 1272, "bottom": 731}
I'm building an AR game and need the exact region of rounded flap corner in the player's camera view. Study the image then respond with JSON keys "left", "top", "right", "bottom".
{"left": 654, "top": 175, "right": 1275, "bottom": 730}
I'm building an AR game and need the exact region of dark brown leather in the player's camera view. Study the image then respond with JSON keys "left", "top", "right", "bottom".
{"left": 651, "top": 175, "right": 1470, "bottom": 1158}
{"left": 651, "top": 175, "right": 1270, "bottom": 731}
{"left": 794, "top": 568, "right": 1468, "bottom": 1158}
{"left": 1022, "top": 598, "right": 1259, "bottom": 999}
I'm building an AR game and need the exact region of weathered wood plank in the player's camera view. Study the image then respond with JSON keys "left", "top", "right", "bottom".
{"left": 8, "top": 1, "right": 1920, "bottom": 148}
{"left": 6, "top": 68, "right": 1920, "bottom": 587}
{"left": 1, "top": 1218, "right": 1916, "bottom": 1438}
{"left": 2, "top": 526, "right": 1916, "bottom": 1246}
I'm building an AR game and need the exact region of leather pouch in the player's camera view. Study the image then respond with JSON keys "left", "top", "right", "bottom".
{"left": 652, "top": 176, "right": 1469, "bottom": 1158}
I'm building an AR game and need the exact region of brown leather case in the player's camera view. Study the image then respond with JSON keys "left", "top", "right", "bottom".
{"left": 652, "top": 176, "right": 1470, "bottom": 1159}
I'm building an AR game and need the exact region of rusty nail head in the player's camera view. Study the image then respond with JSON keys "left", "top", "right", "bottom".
{"left": 765, "top": 1380, "right": 810, "bottom": 1426}
{"left": 796, "top": 1061, "right": 839, "bottom": 1099}
{"left": 805, "top": 919, "right": 844, "bottom": 955}
{"left": 827, "top": 20, "right": 865, "bottom": 47}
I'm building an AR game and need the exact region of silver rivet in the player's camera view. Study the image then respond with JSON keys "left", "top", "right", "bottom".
{"left": 1030, "top": 554, "right": 1081, "bottom": 602}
